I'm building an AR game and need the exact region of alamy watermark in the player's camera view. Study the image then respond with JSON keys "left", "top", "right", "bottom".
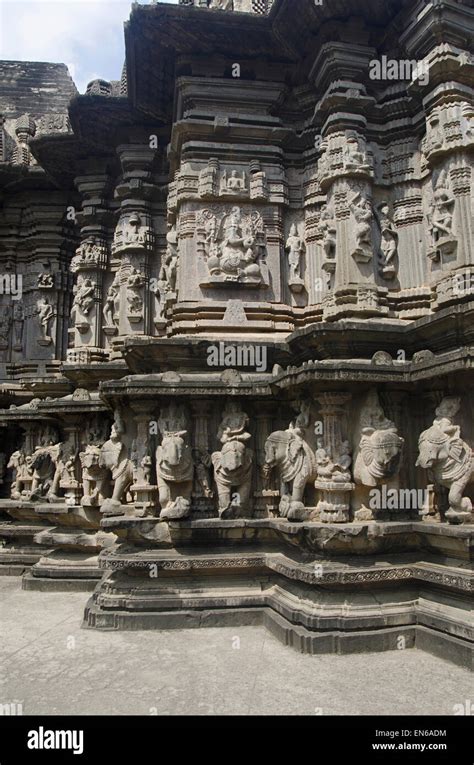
{"left": 369, "top": 56, "right": 429, "bottom": 86}
{"left": 0, "top": 273, "right": 22, "bottom": 301}
{"left": 207, "top": 342, "right": 268, "bottom": 372}
{"left": 369, "top": 486, "right": 430, "bottom": 511}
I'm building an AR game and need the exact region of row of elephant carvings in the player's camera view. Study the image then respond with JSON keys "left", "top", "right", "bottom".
{"left": 5, "top": 395, "right": 473, "bottom": 525}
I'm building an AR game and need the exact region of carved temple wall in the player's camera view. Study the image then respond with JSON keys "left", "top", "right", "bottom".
{"left": 0, "top": 1, "right": 473, "bottom": 662}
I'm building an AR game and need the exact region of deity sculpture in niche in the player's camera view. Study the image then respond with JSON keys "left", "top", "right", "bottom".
{"left": 161, "top": 225, "right": 179, "bottom": 294}
{"left": 376, "top": 202, "right": 398, "bottom": 279}
{"left": 155, "top": 403, "right": 194, "bottom": 520}
{"left": 427, "top": 172, "right": 457, "bottom": 263}
{"left": 112, "top": 211, "right": 153, "bottom": 255}
{"left": 318, "top": 202, "right": 337, "bottom": 288}
{"left": 350, "top": 190, "right": 373, "bottom": 263}
{"left": 197, "top": 206, "right": 267, "bottom": 288}
{"left": 71, "top": 237, "right": 107, "bottom": 271}
{"left": 417, "top": 397, "right": 473, "bottom": 525}
{"left": 353, "top": 390, "right": 405, "bottom": 520}
{"left": 285, "top": 224, "right": 305, "bottom": 293}
{"left": 71, "top": 277, "right": 95, "bottom": 331}
{"left": 103, "top": 275, "right": 120, "bottom": 330}
{"left": 343, "top": 133, "right": 372, "bottom": 174}
{"left": 212, "top": 402, "right": 253, "bottom": 518}
{"left": 98, "top": 414, "right": 133, "bottom": 514}
{"left": 36, "top": 297, "right": 54, "bottom": 345}
{"left": 220, "top": 169, "right": 247, "bottom": 195}
{"left": 126, "top": 268, "right": 145, "bottom": 323}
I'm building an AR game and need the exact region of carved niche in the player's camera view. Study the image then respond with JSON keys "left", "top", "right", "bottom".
{"left": 196, "top": 205, "right": 268, "bottom": 288}
{"left": 285, "top": 223, "right": 305, "bottom": 293}
{"left": 427, "top": 171, "right": 457, "bottom": 263}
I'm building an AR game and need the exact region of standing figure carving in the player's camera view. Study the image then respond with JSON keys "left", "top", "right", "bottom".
{"left": 155, "top": 403, "right": 194, "bottom": 520}
{"left": 212, "top": 402, "right": 253, "bottom": 518}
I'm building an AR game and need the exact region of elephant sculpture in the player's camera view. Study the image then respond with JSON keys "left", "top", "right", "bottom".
{"left": 416, "top": 421, "right": 473, "bottom": 524}
{"left": 156, "top": 430, "right": 194, "bottom": 520}
{"left": 79, "top": 444, "right": 110, "bottom": 507}
{"left": 29, "top": 446, "right": 61, "bottom": 501}
{"left": 262, "top": 426, "right": 318, "bottom": 520}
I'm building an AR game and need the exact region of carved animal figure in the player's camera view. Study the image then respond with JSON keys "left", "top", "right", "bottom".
{"left": 79, "top": 445, "right": 110, "bottom": 507}
{"left": 99, "top": 423, "right": 133, "bottom": 512}
{"left": 156, "top": 431, "right": 194, "bottom": 520}
{"left": 263, "top": 427, "right": 318, "bottom": 520}
{"left": 416, "top": 423, "right": 474, "bottom": 524}
{"left": 212, "top": 436, "right": 253, "bottom": 518}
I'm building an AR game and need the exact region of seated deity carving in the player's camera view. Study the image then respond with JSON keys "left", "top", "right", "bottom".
{"left": 197, "top": 206, "right": 267, "bottom": 288}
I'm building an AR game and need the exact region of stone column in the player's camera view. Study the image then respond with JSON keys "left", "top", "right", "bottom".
{"left": 130, "top": 402, "right": 157, "bottom": 515}
{"left": 253, "top": 402, "right": 276, "bottom": 517}
{"left": 315, "top": 392, "right": 354, "bottom": 523}
{"left": 190, "top": 400, "right": 214, "bottom": 515}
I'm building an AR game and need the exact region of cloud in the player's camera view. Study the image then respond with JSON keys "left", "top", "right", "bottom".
{"left": 0, "top": 0, "right": 178, "bottom": 93}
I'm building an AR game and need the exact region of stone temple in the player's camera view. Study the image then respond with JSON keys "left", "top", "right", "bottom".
{"left": 0, "top": 0, "right": 472, "bottom": 670}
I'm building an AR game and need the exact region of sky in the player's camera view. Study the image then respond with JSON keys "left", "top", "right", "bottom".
{"left": 0, "top": 0, "right": 179, "bottom": 93}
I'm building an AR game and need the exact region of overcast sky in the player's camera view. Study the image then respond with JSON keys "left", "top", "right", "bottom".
{"left": 0, "top": 0, "right": 178, "bottom": 93}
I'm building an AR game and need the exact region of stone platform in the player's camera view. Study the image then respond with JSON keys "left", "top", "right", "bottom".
{"left": 84, "top": 519, "right": 474, "bottom": 670}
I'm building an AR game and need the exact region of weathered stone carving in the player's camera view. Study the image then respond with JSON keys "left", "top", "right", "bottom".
{"left": 8, "top": 449, "right": 34, "bottom": 499}
{"left": 112, "top": 212, "right": 154, "bottom": 254}
{"left": 212, "top": 402, "right": 253, "bottom": 518}
{"left": 36, "top": 297, "right": 54, "bottom": 346}
{"left": 71, "top": 237, "right": 107, "bottom": 272}
{"left": 376, "top": 202, "right": 398, "bottom": 279}
{"left": 126, "top": 268, "right": 145, "bottom": 323}
{"left": 103, "top": 275, "right": 120, "bottom": 330}
{"left": 344, "top": 132, "right": 372, "bottom": 174}
{"left": 12, "top": 303, "right": 23, "bottom": 351}
{"left": 98, "top": 415, "right": 133, "bottom": 514}
{"left": 350, "top": 190, "right": 373, "bottom": 263}
{"left": 0, "top": 305, "right": 11, "bottom": 350}
{"left": 220, "top": 169, "right": 247, "bottom": 195}
{"left": 79, "top": 445, "right": 110, "bottom": 508}
{"left": 427, "top": 171, "right": 457, "bottom": 262}
{"left": 263, "top": 419, "right": 318, "bottom": 521}
{"left": 354, "top": 390, "right": 404, "bottom": 519}
{"left": 197, "top": 206, "right": 267, "bottom": 288}
{"left": 285, "top": 224, "right": 305, "bottom": 293}
{"left": 155, "top": 403, "right": 194, "bottom": 520}
{"left": 72, "top": 277, "right": 95, "bottom": 331}
{"left": 417, "top": 397, "right": 473, "bottom": 525}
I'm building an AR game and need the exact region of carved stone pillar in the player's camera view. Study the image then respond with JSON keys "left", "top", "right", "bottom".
{"left": 69, "top": 172, "right": 113, "bottom": 363}
{"left": 190, "top": 400, "right": 214, "bottom": 515}
{"left": 253, "top": 403, "right": 276, "bottom": 516}
{"left": 315, "top": 392, "right": 354, "bottom": 523}
{"left": 130, "top": 403, "right": 157, "bottom": 515}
